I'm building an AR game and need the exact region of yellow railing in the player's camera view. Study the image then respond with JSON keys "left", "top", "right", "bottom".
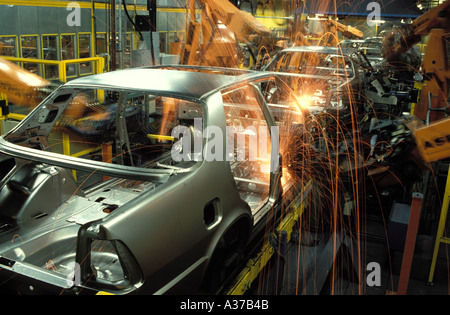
{"left": 1, "top": 112, "right": 101, "bottom": 181}
{"left": 0, "top": 56, "right": 107, "bottom": 180}
{"left": 0, "top": 56, "right": 106, "bottom": 133}
{"left": 427, "top": 163, "right": 450, "bottom": 286}
{"left": 2, "top": 56, "right": 106, "bottom": 83}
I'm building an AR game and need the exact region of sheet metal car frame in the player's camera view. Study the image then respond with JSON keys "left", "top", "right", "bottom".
{"left": 0, "top": 65, "right": 307, "bottom": 295}
{"left": 261, "top": 45, "right": 367, "bottom": 126}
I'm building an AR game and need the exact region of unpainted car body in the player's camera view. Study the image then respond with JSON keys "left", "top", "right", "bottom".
{"left": 337, "top": 39, "right": 386, "bottom": 69}
{"left": 262, "top": 43, "right": 420, "bottom": 202}
{"left": 0, "top": 66, "right": 305, "bottom": 294}
{"left": 261, "top": 45, "right": 366, "bottom": 124}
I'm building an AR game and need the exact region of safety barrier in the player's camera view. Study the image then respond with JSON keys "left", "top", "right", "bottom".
{"left": 0, "top": 56, "right": 106, "bottom": 133}
{"left": 0, "top": 56, "right": 106, "bottom": 180}
{"left": 2, "top": 56, "right": 106, "bottom": 83}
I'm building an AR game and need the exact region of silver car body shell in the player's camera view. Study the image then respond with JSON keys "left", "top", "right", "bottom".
{"left": 0, "top": 66, "right": 284, "bottom": 294}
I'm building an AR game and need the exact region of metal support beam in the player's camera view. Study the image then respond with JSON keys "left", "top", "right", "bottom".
{"left": 397, "top": 193, "right": 424, "bottom": 295}
{"left": 110, "top": 0, "right": 117, "bottom": 71}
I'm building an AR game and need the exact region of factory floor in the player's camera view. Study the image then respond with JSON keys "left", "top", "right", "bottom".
{"left": 246, "top": 206, "right": 449, "bottom": 295}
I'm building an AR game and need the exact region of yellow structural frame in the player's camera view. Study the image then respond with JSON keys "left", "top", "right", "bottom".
{"left": 427, "top": 164, "right": 450, "bottom": 285}
{"left": 0, "top": 35, "right": 18, "bottom": 57}
{"left": 0, "top": 54, "right": 105, "bottom": 137}
{"left": 41, "top": 33, "right": 60, "bottom": 80}
{"left": 19, "top": 34, "right": 39, "bottom": 56}
{"left": 147, "top": 134, "right": 175, "bottom": 142}
{"left": 0, "top": 1, "right": 190, "bottom": 17}
{"left": 60, "top": 33, "right": 78, "bottom": 79}
{"left": 0, "top": 0, "right": 199, "bottom": 13}
{"left": 0, "top": 1, "right": 193, "bottom": 62}
{"left": 3, "top": 56, "right": 105, "bottom": 83}
{"left": 0, "top": 113, "right": 101, "bottom": 181}
{"left": 77, "top": 32, "right": 93, "bottom": 76}
{"left": 19, "top": 34, "right": 40, "bottom": 74}
{"left": 94, "top": 31, "right": 109, "bottom": 55}
{"left": 41, "top": 34, "right": 59, "bottom": 58}
{"left": 18, "top": 34, "right": 41, "bottom": 65}
{"left": 410, "top": 81, "right": 424, "bottom": 116}
{"left": 0, "top": 0, "right": 146, "bottom": 11}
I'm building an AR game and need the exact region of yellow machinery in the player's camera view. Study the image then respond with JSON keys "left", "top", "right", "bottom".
{"left": 0, "top": 56, "right": 49, "bottom": 107}
{"left": 405, "top": 117, "right": 450, "bottom": 286}
{"left": 180, "top": 0, "right": 276, "bottom": 68}
{"left": 384, "top": 0, "right": 450, "bottom": 122}
{"left": 319, "top": 18, "right": 364, "bottom": 47}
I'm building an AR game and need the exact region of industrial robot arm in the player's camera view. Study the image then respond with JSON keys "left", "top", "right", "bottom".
{"left": 382, "top": 0, "right": 450, "bottom": 122}
{"left": 180, "top": 0, "right": 279, "bottom": 68}
{"left": 0, "top": 57, "right": 49, "bottom": 108}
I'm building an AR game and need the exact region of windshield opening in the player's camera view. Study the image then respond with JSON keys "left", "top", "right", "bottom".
{"left": 3, "top": 88, "right": 204, "bottom": 175}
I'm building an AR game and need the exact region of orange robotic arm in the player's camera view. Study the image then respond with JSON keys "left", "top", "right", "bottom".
{"left": 318, "top": 18, "right": 363, "bottom": 46}
{"left": 180, "top": 0, "right": 276, "bottom": 68}
{"left": 382, "top": 0, "right": 450, "bottom": 122}
{"left": 0, "top": 57, "right": 49, "bottom": 107}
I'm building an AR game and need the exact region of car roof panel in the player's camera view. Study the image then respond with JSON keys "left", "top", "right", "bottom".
{"left": 64, "top": 66, "right": 263, "bottom": 100}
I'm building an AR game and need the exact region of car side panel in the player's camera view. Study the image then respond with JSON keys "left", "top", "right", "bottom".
{"left": 98, "top": 92, "right": 252, "bottom": 294}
